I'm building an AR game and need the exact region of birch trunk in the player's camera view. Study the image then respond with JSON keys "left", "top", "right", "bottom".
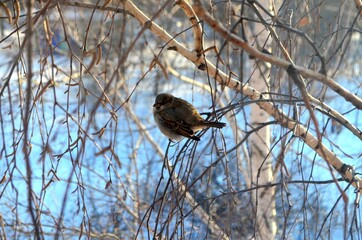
{"left": 248, "top": 0, "right": 277, "bottom": 238}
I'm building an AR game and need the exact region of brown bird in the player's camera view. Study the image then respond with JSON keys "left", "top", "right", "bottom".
{"left": 153, "top": 93, "right": 226, "bottom": 141}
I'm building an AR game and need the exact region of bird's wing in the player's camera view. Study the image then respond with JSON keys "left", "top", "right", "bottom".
{"left": 159, "top": 109, "right": 200, "bottom": 141}
{"left": 172, "top": 98, "right": 205, "bottom": 124}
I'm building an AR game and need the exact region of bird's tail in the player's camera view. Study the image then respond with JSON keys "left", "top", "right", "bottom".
{"left": 192, "top": 121, "right": 226, "bottom": 131}
{"left": 204, "top": 121, "right": 226, "bottom": 129}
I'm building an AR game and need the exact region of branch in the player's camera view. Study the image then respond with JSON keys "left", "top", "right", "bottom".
{"left": 174, "top": 0, "right": 203, "bottom": 55}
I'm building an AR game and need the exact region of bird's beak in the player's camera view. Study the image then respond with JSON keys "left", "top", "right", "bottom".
{"left": 153, "top": 103, "right": 160, "bottom": 108}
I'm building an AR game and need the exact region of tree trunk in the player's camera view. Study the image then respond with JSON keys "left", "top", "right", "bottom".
{"left": 248, "top": 0, "right": 277, "bottom": 238}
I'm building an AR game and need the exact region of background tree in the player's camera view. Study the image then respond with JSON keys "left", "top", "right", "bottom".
{"left": 0, "top": 0, "right": 361, "bottom": 239}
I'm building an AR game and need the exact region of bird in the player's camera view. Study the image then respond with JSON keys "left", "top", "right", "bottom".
{"left": 153, "top": 93, "right": 226, "bottom": 141}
